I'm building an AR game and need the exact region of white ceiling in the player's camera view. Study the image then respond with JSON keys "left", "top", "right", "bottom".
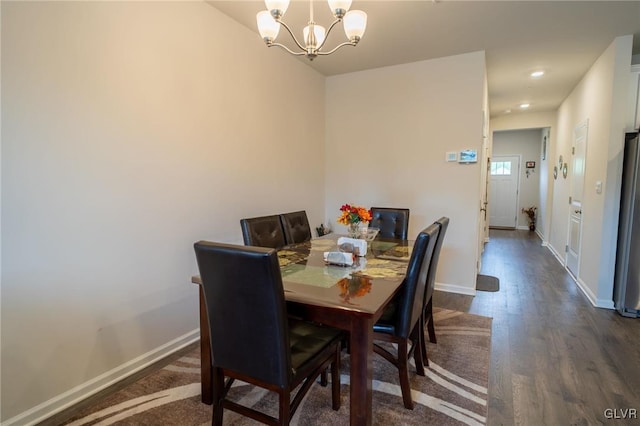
{"left": 209, "top": 1, "right": 640, "bottom": 118}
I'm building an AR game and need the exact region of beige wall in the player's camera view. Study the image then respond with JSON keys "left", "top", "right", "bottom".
{"left": 325, "top": 52, "right": 487, "bottom": 295}
{"left": 1, "top": 2, "right": 325, "bottom": 422}
{"left": 551, "top": 35, "right": 633, "bottom": 307}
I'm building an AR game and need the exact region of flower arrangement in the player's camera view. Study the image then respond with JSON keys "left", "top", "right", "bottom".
{"left": 521, "top": 206, "right": 537, "bottom": 231}
{"left": 337, "top": 204, "right": 372, "bottom": 225}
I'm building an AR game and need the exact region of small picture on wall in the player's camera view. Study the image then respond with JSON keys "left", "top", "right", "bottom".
{"left": 526, "top": 161, "right": 536, "bottom": 168}
{"left": 459, "top": 149, "right": 478, "bottom": 163}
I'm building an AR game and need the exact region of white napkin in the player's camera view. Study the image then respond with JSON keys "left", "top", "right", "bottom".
{"left": 323, "top": 251, "right": 354, "bottom": 266}
{"left": 337, "top": 237, "right": 368, "bottom": 257}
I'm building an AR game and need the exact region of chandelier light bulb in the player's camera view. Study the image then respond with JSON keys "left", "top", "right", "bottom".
{"left": 343, "top": 10, "right": 367, "bottom": 41}
{"left": 265, "top": 0, "right": 290, "bottom": 19}
{"left": 257, "top": 11, "right": 280, "bottom": 42}
{"left": 328, "top": 0, "right": 352, "bottom": 18}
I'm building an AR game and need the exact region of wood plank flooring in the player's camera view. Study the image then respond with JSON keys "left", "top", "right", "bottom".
{"left": 435, "top": 229, "right": 640, "bottom": 425}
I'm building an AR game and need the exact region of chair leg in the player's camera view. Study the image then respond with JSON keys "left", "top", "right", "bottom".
{"left": 211, "top": 368, "right": 225, "bottom": 426}
{"left": 426, "top": 299, "right": 437, "bottom": 343}
{"left": 331, "top": 345, "right": 341, "bottom": 410}
{"left": 419, "top": 315, "right": 428, "bottom": 364}
{"left": 320, "top": 369, "right": 328, "bottom": 387}
{"left": 279, "top": 389, "right": 290, "bottom": 425}
{"left": 413, "top": 329, "right": 426, "bottom": 375}
{"left": 397, "top": 342, "right": 414, "bottom": 410}
{"left": 427, "top": 316, "right": 437, "bottom": 344}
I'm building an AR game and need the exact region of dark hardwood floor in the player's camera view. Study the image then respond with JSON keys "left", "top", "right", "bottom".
{"left": 435, "top": 229, "right": 640, "bottom": 425}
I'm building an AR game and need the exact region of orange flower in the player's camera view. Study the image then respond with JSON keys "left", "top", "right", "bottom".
{"left": 337, "top": 204, "right": 372, "bottom": 225}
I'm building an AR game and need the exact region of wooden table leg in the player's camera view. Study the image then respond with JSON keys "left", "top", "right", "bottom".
{"left": 199, "top": 286, "right": 213, "bottom": 405}
{"left": 349, "top": 316, "right": 374, "bottom": 425}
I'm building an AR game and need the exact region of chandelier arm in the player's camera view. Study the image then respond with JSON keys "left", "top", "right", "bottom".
{"left": 316, "top": 18, "right": 342, "bottom": 52}
{"left": 268, "top": 42, "right": 307, "bottom": 56}
{"left": 315, "top": 41, "right": 357, "bottom": 56}
{"left": 276, "top": 20, "right": 307, "bottom": 52}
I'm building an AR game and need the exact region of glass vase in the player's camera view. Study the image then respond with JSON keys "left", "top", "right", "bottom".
{"left": 347, "top": 222, "right": 360, "bottom": 238}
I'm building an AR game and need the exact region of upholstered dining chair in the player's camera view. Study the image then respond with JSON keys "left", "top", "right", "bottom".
{"left": 420, "top": 217, "right": 450, "bottom": 363}
{"left": 240, "top": 215, "right": 286, "bottom": 249}
{"left": 369, "top": 207, "right": 410, "bottom": 240}
{"left": 193, "top": 241, "right": 343, "bottom": 426}
{"left": 280, "top": 210, "right": 312, "bottom": 245}
{"left": 372, "top": 223, "right": 440, "bottom": 409}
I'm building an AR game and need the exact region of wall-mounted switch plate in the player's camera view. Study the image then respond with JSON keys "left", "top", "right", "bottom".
{"left": 595, "top": 180, "right": 602, "bottom": 194}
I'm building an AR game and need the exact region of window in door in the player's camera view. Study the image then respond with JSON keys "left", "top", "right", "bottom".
{"left": 490, "top": 161, "right": 512, "bottom": 176}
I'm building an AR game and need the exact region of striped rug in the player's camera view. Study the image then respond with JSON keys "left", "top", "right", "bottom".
{"left": 63, "top": 308, "right": 491, "bottom": 425}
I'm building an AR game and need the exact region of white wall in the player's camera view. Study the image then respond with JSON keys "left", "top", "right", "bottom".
{"left": 1, "top": 2, "right": 325, "bottom": 422}
{"left": 325, "top": 52, "right": 487, "bottom": 295}
{"left": 492, "top": 129, "right": 543, "bottom": 229}
{"left": 550, "top": 35, "right": 633, "bottom": 307}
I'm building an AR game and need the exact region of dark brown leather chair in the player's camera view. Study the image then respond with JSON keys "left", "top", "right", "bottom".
{"left": 240, "top": 215, "right": 286, "bottom": 249}
{"left": 420, "top": 217, "right": 449, "bottom": 362}
{"left": 194, "top": 241, "right": 343, "bottom": 425}
{"left": 280, "top": 211, "right": 312, "bottom": 245}
{"left": 372, "top": 223, "right": 439, "bottom": 409}
{"left": 370, "top": 207, "right": 410, "bottom": 240}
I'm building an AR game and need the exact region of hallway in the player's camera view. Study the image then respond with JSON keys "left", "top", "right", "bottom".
{"left": 435, "top": 229, "right": 640, "bottom": 425}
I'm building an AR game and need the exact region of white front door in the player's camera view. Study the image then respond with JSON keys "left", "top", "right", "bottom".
{"left": 489, "top": 155, "right": 520, "bottom": 228}
{"left": 566, "top": 121, "right": 588, "bottom": 276}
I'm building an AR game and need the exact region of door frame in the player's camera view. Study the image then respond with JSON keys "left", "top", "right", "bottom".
{"left": 566, "top": 119, "right": 588, "bottom": 277}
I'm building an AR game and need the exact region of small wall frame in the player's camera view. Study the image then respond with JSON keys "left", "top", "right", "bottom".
{"left": 458, "top": 149, "right": 478, "bottom": 163}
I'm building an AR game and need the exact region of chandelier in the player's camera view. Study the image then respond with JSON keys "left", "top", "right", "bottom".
{"left": 256, "top": 0, "right": 367, "bottom": 60}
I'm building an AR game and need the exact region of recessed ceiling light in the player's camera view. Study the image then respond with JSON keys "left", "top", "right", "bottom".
{"left": 520, "top": 103, "right": 530, "bottom": 109}
{"left": 505, "top": 109, "right": 512, "bottom": 114}
{"left": 530, "top": 70, "right": 545, "bottom": 78}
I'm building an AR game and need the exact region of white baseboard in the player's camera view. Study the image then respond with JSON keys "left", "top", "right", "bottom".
{"left": 546, "top": 247, "right": 614, "bottom": 310}
{"left": 3, "top": 329, "right": 200, "bottom": 426}
{"left": 573, "top": 276, "right": 615, "bottom": 310}
{"left": 546, "top": 243, "right": 565, "bottom": 265}
{"left": 595, "top": 299, "right": 615, "bottom": 310}
{"left": 435, "top": 281, "right": 477, "bottom": 296}
{"left": 516, "top": 225, "right": 529, "bottom": 231}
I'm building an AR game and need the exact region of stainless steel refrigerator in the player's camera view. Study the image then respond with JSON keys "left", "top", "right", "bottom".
{"left": 614, "top": 132, "right": 640, "bottom": 317}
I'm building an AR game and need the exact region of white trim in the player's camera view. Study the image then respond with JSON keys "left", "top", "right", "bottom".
{"left": 546, "top": 245, "right": 614, "bottom": 310}
{"left": 2, "top": 330, "right": 200, "bottom": 426}
{"left": 516, "top": 225, "right": 529, "bottom": 231}
{"left": 484, "top": 237, "right": 490, "bottom": 243}
{"left": 595, "top": 298, "right": 615, "bottom": 310}
{"left": 546, "top": 243, "right": 565, "bottom": 265}
{"left": 435, "top": 281, "right": 477, "bottom": 296}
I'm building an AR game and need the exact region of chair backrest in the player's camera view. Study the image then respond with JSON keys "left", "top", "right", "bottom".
{"left": 370, "top": 207, "right": 410, "bottom": 240}
{"left": 240, "top": 215, "right": 287, "bottom": 249}
{"left": 394, "top": 223, "right": 439, "bottom": 338}
{"left": 194, "top": 241, "right": 292, "bottom": 388}
{"left": 280, "top": 210, "right": 312, "bottom": 245}
{"left": 424, "top": 217, "right": 449, "bottom": 307}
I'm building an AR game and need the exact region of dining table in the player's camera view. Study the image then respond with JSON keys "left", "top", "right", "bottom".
{"left": 191, "top": 234, "right": 413, "bottom": 425}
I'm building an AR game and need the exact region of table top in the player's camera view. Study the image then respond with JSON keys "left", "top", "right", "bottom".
{"left": 192, "top": 235, "right": 413, "bottom": 316}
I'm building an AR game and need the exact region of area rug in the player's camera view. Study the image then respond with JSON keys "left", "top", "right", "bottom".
{"left": 476, "top": 274, "right": 500, "bottom": 292}
{"left": 63, "top": 309, "right": 491, "bottom": 425}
